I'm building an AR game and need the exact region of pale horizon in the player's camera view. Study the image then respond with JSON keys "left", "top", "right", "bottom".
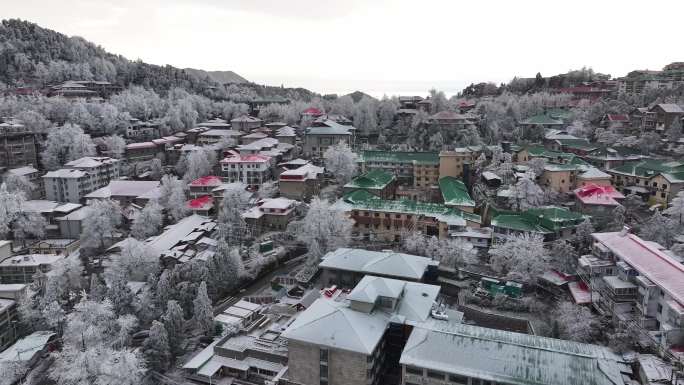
{"left": 3, "top": 0, "right": 684, "bottom": 96}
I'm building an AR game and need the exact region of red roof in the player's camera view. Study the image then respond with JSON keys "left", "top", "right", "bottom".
{"left": 302, "top": 107, "right": 324, "bottom": 116}
{"left": 574, "top": 183, "right": 624, "bottom": 206}
{"left": 221, "top": 154, "right": 271, "bottom": 164}
{"left": 189, "top": 175, "right": 223, "bottom": 187}
{"left": 187, "top": 195, "right": 213, "bottom": 209}
{"left": 607, "top": 114, "right": 629, "bottom": 122}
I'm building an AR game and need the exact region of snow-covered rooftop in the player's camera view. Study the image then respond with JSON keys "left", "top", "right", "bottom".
{"left": 400, "top": 324, "right": 626, "bottom": 385}
{"left": 0, "top": 254, "right": 63, "bottom": 267}
{"left": 319, "top": 248, "right": 437, "bottom": 281}
{"left": 0, "top": 331, "right": 55, "bottom": 363}
{"left": 84, "top": 180, "right": 160, "bottom": 199}
{"left": 594, "top": 232, "right": 684, "bottom": 306}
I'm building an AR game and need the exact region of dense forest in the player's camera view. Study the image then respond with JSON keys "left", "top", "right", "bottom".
{"left": 0, "top": 19, "right": 316, "bottom": 101}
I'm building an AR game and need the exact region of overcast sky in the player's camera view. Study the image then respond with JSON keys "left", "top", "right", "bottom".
{"left": 3, "top": 0, "right": 683, "bottom": 96}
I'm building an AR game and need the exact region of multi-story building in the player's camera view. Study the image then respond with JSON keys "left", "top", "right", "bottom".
{"left": 282, "top": 275, "right": 442, "bottom": 385}
{"left": 574, "top": 184, "right": 625, "bottom": 218}
{"left": 0, "top": 298, "right": 17, "bottom": 352}
{"left": 188, "top": 175, "right": 224, "bottom": 198}
{"left": 608, "top": 160, "right": 684, "bottom": 204}
{"left": 491, "top": 206, "right": 588, "bottom": 242}
{"left": 3, "top": 166, "right": 43, "bottom": 199}
{"left": 399, "top": 323, "right": 631, "bottom": 385}
{"left": 578, "top": 230, "right": 684, "bottom": 349}
{"left": 343, "top": 170, "right": 397, "bottom": 200}
{"left": 319, "top": 248, "right": 438, "bottom": 287}
{"left": 278, "top": 163, "right": 324, "bottom": 201}
{"left": 438, "top": 147, "right": 481, "bottom": 179}
{"left": 231, "top": 115, "right": 263, "bottom": 131}
{"left": 242, "top": 197, "right": 297, "bottom": 234}
{"left": 334, "top": 190, "right": 481, "bottom": 241}
{"left": 617, "top": 63, "right": 684, "bottom": 95}
{"left": 541, "top": 163, "right": 612, "bottom": 193}
{"left": 0, "top": 254, "right": 65, "bottom": 284}
{"left": 427, "top": 111, "right": 477, "bottom": 131}
{"left": 43, "top": 157, "right": 120, "bottom": 203}
{"left": 0, "top": 117, "right": 39, "bottom": 170}
{"left": 360, "top": 151, "right": 440, "bottom": 188}
{"left": 648, "top": 104, "right": 684, "bottom": 132}
{"left": 220, "top": 154, "right": 273, "bottom": 186}
{"left": 275, "top": 125, "right": 297, "bottom": 145}
{"left": 84, "top": 180, "right": 161, "bottom": 206}
{"left": 302, "top": 120, "right": 355, "bottom": 158}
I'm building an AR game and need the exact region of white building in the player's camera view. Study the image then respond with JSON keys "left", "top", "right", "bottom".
{"left": 220, "top": 154, "right": 273, "bottom": 185}
{"left": 578, "top": 229, "right": 684, "bottom": 349}
{"left": 43, "top": 156, "right": 120, "bottom": 203}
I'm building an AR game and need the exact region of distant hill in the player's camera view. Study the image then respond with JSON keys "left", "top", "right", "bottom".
{"left": 183, "top": 68, "right": 248, "bottom": 84}
{"left": 346, "top": 90, "right": 375, "bottom": 102}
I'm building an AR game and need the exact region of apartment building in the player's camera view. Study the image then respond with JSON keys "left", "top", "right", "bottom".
{"left": 282, "top": 276, "right": 442, "bottom": 385}
{"left": 0, "top": 254, "right": 65, "bottom": 284}
{"left": 43, "top": 157, "right": 120, "bottom": 203}
{"left": 278, "top": 162, "right": 324, "bottom": 201}
{"left": 242, "top": 197, "right": 297, "bottom": 234}
{"left": 399, "top": 323, "right": 631, "bottom": 385}
{"left": 319, "top": 248, "right": 438, "bottom": 287}
{"left": 360, "top": 151, "right": 440, "bottom": 188}
{"left": 491, "top": 206, "right": 588, "bottom": 242}
{"left": 343, "top": 170, "right": 397, "bottom": 200}
{"left": 302, "top": 120, "right": 355, "bottom": 158}
{"left": 0, "top": 298, "right": 17, "bottom": 352}
{"left": 220, "top": 154, "right": 273, "bottom": 186}
{"left": 188, "top": 175, "right": 224, "bottom": 198}
{"left": 438, "top": 147, "right": 481, "bottom": 179}
{"left": 617, "top": 63, "right": 684, "bottom": 95}
{"left": 541, "top": 163, "right": 612, "bottom": 193}
{"left": 334, "top": 190, "right": 481, "bottom": 241}
{"left": 608, "top": 160, "right": 684, "bottom": 204}
{"left": 0, "top": 117, "right": 39, "bottom": 169}
{"left": 578, "top": 230, "right": 684, "bottom": 348}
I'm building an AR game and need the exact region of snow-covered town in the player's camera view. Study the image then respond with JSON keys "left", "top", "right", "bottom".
{"left": 2, "top": 4, "right": 684, "bottom": 385}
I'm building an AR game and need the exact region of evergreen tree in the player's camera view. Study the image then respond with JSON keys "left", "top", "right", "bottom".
{"left": 143, "top": 321, "right": 171, "bottom": 372}
{"left": 162, "top": 300, "right": 185, "bottom": 356}
{"left": 193, "top": 282, "right": 214, "bottom": 336}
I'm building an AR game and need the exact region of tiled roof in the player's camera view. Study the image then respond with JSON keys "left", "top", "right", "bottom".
{"left": 190, "top": 175, "right": 223, "bottom": 187}
{"left": 574, "top": 184, "right": 625, "bottom": 206}
{"left": 187, "top": 195, "right": 213, "bottom": 210}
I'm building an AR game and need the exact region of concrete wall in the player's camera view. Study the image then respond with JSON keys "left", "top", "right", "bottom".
{"left": 287, "top": 340, "right": 320, "bottom": 385}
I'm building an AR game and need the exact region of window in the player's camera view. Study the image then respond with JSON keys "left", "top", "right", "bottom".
{"left": 320, "top": 348, "right": 328, "bottom": 362}
{"left": 427, "top": 370, "right": 445, "bottom": 380}
{"left": 449, "top": 374, "right": 469, "bottom": 384}
{"left": 405, "top": 366, "right": 423, "bottom": 376}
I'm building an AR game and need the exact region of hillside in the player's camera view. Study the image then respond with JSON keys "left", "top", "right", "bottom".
{"left": 0, "top": 19, "right": 317, "bottom": 101}
{"left": 183, "top": 68, "right": 248, "bottom": 84}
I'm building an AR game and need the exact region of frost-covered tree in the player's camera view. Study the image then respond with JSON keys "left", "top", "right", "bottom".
{"left": 549, "top": 240, "right": 578, "bottom": 273}
{"left": 49, "top": 297, "right": 144, "bottom": 385}
{"left": 107, "top": 273, "right": 136, "bottom": 316}
{"left": 0, "top": 183, "right": 25, "bottom": 237}
{"left": 489, "top": 233, "right": 549, "bottom": 284}
{"left": 428, "top": 89, "right": 449, "bottom": 113}
{"left": 42, "top": 123, "right": 96, "bottom": 169}
{"left": 109, "top": 238, "right": 159, "bottom": 282}
{"left": 183, "top": 147, "right": 215, "bottom": 182}
{"left": 610, "top": 205, "right": 627, "bottom": 230}
{"left": 149, "top": 158, "right": 163, "bottom": 180}
{"left": 12, "top": 211, "right": 47, "bottom": 247}
{"left": 428, "top": 132, "right": 445, "bottom": 151}
{"left": 258, "top": 180, "right": 278, "bottom": 199}
{"left": 217, "top": 182, "right": 251, "bottom": 243}
{"left": 193, "top": 281, "right": 213, "bottom": 336}
{"left": 131, "top": 200, "right": 163, "bottom": 240}
{"left": 377, "top": 97, "right": 398, "bottom": 129}
{"left": 665, "top": 191, "right": 684, "bottom": 225}
{"left": 101, "top": 135, "right": 126, "bottom": 159}
{"left": 162, "top": 300, "right": 185, "bottom": 356}
{"left": 323, "top": 141, "right": 359, "bottom": 185}
{"left": 291, "top": 198, "right": 354, "bottom": 261}
{"left": 159, "top": 175, "right": 188, "bottom": 221}
{"left": 437, "top": 238, "right": 478, "bottom": 268}
{"left": 527, "top": 158, "right": 547, "bottom": 177}
{"left": 555, "top": 301, "right": 599, "bottom": 342}
{"left": 3, "top": 173, "right": 34, "bottom": 197}
{"left": 641, "top": 209, "right": 678, "bottom": 248}
{"left": 573, "top": 218, "right": 595, "bottom": 254}
{"left": 143, "top": 321, "right": 170, "bottom": 371}
{"left": 208, "top": 240, "right": 243, "bottom": 297}
{"left": 510, "top": 175, "right": 546, "bottom": 210}
{"left": 80, "top": 199, "right": 122, "bottom": 250}
{"left": 474, "top": 153, "right": 488, "bottom": 174}
{"left": 352, "top": 97, "right": 378, "bottom": 136}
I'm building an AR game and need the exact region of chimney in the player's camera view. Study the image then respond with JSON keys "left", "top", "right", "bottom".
{"left": 619, "top": 226, "right": 631, "bottom": 237}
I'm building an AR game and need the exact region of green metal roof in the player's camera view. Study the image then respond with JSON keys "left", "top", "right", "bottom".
{"left": 439, "top": 177, "right": 475, "bottom": 207}
{"left": 492, "top": 206, "right": 588, "bottom": 233}
{"left": 610, "top": 159, "right": 684, "bottom": 177}
{"left": 361, "top": 150, "right": 439, "bottom": 165}
{"left": 555, "top": 138, "right": 600, "bottom": 151}
{"left": 344, "top": 169, "right": 396, "bottom": 190}
{"left": 342, "top": 191, "right": 481, "bottom": 225}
